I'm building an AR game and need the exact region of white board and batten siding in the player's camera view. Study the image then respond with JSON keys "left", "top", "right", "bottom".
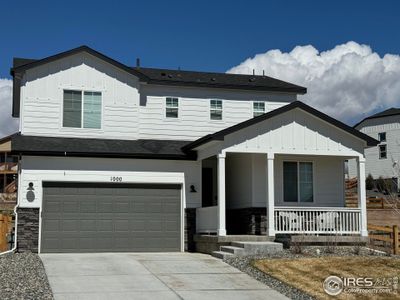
{"left": 21, "top": 53, "right": 141, "bottom": 140}
{"left": 348, "top": 115, "right": 400, "bottom": 179}
{"left": 197, "top": 108, "right": 366, "bottom": 161}
{"left": 19, "top": 52, "right": 297, "bottom": 141}
{"left": 18, "top": 156, "right": 202, "bottom": 210}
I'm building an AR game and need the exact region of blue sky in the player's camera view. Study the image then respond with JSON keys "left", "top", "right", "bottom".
{"left": 1, "top": 0, "right": 399, "bottom": 77}
{"left": 1, "top": 0, "right": 400, "bottom": 137}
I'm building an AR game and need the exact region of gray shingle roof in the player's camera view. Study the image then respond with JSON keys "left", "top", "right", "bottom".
{"left": 354, "top": 107, "right": 400, "bottom": 128}
{"left": 11, "top": 134, "right": 195, "bottom": 160}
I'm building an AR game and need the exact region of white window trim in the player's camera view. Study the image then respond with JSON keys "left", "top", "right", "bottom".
{"left": 165, "top": 97, "right": 180, "bottom": 120}
{"left": 282, "top": 160, "right": 315, "bottom": 203}
{"left": 61, "top": 89, "right": 103, "bottom": 131}
{"left": 379, "top": 144, "right": 387, "bottom": 159}
{"left": 209, "top": 99, "right": 223, "bottom": 121}
{"left": 253, "top": 101, "right": 266, "bottom": 117}
{"left": 378, "top": 132, "right": 386, "bottom": 143}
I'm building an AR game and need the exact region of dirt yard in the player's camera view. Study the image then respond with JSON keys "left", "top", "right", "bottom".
{"left": 254, "top": 256, "right": 400, "bottom": 299}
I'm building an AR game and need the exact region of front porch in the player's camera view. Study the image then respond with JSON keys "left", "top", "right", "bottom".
{"left": 184, "top": 103, "right": 376, "bottom": 240}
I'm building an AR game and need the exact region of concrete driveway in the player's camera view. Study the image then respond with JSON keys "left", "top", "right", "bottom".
{"left": 40, "top": 252, "right": 288, "bottom": 300}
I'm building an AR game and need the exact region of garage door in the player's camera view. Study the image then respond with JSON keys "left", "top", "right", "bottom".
{"left": 41, "top": 182, "right": 181, "bottom": 253}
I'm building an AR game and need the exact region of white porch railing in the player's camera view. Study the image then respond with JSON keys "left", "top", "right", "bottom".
{"left": 196, "top": 206, "right": 218, "bottom": 234}
{"left": 274, "top": 207, "right": 361, "bottom": 234}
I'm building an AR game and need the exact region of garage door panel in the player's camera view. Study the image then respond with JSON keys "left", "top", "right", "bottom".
{"left": 41, "top": 183, "right": 181, "bottom": 253}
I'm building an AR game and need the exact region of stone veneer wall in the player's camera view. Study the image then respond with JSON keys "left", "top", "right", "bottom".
{"left": 184, "top": 208, "right": 196, "bottom": 252}
{"left": 226, "top": 207, "right": 266, "bottom": 235}
{"left": 16, "top": 208, "right": 39, "bottom": 253}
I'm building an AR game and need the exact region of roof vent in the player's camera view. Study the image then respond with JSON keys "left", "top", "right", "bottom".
{"left": 249, "top": 77, "right": 256, "bottom": 82}
{"left": 211, "top": 77, "right": 216, "bottom": 81}
{"left": 168, "top": 74, "right": 173, "bottom": 78}
{"left": 136, "top": 58, "right": 140, "bottom": 68}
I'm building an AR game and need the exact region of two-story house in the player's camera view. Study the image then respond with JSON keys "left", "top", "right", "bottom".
{"left": 349, "top": 108, "right": 400, "bottom": 191}
{"left": 10, "top": 46, "right": 377, "bottom": 254}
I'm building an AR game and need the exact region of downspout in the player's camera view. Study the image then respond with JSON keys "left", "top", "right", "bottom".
{"left": 0, "top": 154, "right": 21, "bottom": 256}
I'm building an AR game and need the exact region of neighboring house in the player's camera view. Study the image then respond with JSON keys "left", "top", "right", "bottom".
{"left": 0, "top": 134, "right": 18, "bottom": 205}
{"left": 348, "top": 108, "right": 400, "bottom": 191}
{"left": 10, "top": 46, "right": 377, "bottom": 253}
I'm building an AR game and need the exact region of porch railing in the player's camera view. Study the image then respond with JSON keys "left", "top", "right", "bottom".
{"left": 274, "top": 207, "right": 361, "bottom": 234}
{"left": 196, "top": 206, "right": 218, "bottom": 234}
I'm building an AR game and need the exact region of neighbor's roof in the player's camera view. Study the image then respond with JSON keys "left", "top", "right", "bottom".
{"left": 182, "top": 101, "right": 379, "bottom": 151}
{"left": 10, "top": 45, "right": 307, "bottom": 117}
{"left": 11, "top": 134, "right": 196, "bottom": 160}
{"left": 353, "top": 107, "right": 400, "bottom": 128}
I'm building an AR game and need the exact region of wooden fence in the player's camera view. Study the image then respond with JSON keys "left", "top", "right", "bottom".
{"left": 368, "top": 224, "right": 399, "bottom": 255}
{"left": 346, "top": 195, "right": 400, "bottom": 209}
{"left": 0, "top": 214, "right": 13, "bottom": 252}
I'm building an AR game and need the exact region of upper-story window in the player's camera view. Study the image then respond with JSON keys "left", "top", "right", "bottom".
{"left": 210, "top": 99, "right": 223, "bottom": 120}
{"left": 166, "top": 97, "right": 179, "bottom": 118}
{"left": 378, "top": 132, "right": 386, "bottom": 142}
{"left": 379, "top": 144, "right": 387, "bottom": 159}
{"left": 63, "top": 90, "right": 102, "bottom": 129}
{"left": 253, "top": 101, "right": 265, "bottom": 117}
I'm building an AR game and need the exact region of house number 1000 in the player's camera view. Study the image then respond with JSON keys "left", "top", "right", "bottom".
{"left": 110, "top": 176, "right": 123, "bottom": 182}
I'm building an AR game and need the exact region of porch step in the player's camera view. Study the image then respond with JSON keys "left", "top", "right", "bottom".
{"left": 220, "top": 245, "right": 245, "bottom": 255}
{"left": 212, "top": 241, "right": 283, "bottom": 259}
{"left": 231, "top": 241, "right": 283, "bottom": 255}
{"left": 212, "top": 250, "right": 234, "bottom": 259}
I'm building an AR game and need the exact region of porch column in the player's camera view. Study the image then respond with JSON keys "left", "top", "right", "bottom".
{"left": 217, "top": 153, "right": 226, "bottom": 236}
{"left": 267, "top": 153, "right": 275, "bottom": 237}
{"left": 357, "top": 157, "right": 368, "bottom": 237}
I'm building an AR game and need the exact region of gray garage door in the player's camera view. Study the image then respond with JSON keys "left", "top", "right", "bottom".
{"left": 41, "top": 182, "right": 181, "bottom": 253}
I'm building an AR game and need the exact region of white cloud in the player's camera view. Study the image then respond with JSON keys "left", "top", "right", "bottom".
{"left": 228, "top": 41, "right": 400, "bottom": 124}
{"left": 0, "top": 79, "right": 19, "bottom": 139}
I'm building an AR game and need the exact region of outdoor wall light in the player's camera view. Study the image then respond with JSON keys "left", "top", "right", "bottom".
{"left": 190, "top": 185, "right": 197, "bottom": 193}
{"left": 26, "top": 182, "right": 35, "bottom": 202}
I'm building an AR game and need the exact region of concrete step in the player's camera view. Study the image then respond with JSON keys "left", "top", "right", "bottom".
{"left": 220, "top": 245, "right": 245, "bottom": 255}
{"left": 212, "top": 250, "right": 234, "bottom": 259}
{"left": 230, "top": 241, "right": 283, "bottom": 255}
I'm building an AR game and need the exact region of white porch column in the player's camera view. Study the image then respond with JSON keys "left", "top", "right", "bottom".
{"left": 267, "top": 153, "right": 275, "bottom": 237}
{"left": 217, "top": 153, "right": 227, "bottom": 236}
{"left": 357, "top": 157, "right": 368, "bottom": 237}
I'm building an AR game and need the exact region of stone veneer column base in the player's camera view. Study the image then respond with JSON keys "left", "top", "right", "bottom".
{"left": 226, "top": 207, "right": 267, "bottom": 235}
{"left": 184, "top": 208, "right": 196, "bottom": 252}
{"left": 16, "top": 208, "right": 40, "bottom": 253}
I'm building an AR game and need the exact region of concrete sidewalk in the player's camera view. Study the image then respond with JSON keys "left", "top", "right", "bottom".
{"left": 40, "top": 252, "right": 288, "bottom": 300}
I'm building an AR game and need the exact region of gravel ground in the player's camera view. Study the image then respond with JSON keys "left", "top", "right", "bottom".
{"left": 224, "top": 246, "right": 391, "bottom": 300}
{"left": 0, "top": 252, "right": 53, "bottom": 300}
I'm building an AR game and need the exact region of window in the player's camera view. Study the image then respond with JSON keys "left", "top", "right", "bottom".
{"left": 253, "top": 101, "right": 265, "bottom": 117}
{"left": 378, "top": 132, "right": 386, "bottom": 142}
{"left": 63, "top": 90, "right": 102, "bottom": 129}
{"left": 283, "top": 161, "right": 314, "bottom": 202}
{"left": 166, "top": 97, "right": 179, "bottom": 118}
{"left": 379, "top": 145, "right": 387, "bottom": 159}
{"left": 210, "top": 99, "right": 223, "bottom": 120}
{"left": 83, "top": 92, "right": 102, "bottom": 129}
